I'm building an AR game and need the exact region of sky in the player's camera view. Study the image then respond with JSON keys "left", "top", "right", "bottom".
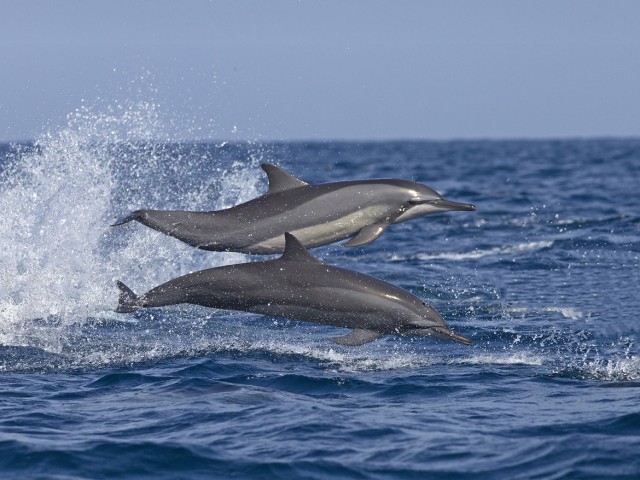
{"left": 1, "top": 0, "right": 639, "bottom": 141}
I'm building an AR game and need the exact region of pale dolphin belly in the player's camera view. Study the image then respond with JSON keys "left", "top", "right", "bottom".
{"left": 250, "top": 205, "right": 392, "bottom": 252}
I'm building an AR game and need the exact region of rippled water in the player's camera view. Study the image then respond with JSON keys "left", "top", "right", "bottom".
{"left": 0, "top": 102, "right": 639, "bottom": 479}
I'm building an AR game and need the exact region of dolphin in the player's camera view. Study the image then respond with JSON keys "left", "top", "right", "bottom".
{"left": 113, "top": 163, "right": 475, "bottom": 254}
{"left": 116, "top": 233, "right": 472, "bottom": 347}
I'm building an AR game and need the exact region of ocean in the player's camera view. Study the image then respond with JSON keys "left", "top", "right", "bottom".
{"left": 0, "top": 104, "right": 639, "bottom": 479}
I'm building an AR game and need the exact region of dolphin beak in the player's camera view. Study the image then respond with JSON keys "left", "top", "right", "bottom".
{"left": 437, "top": 327, "right": 473, "bottom": 346}
{"left": 431, "top": 198, "right": 476, "bottom": 212}
{"left": 394, "top": 197, "right": 476, "bottom": 224}
{"left": 412, "top": 326, "right": 473, "bottom": 345}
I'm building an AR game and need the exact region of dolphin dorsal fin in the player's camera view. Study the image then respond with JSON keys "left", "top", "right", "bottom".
{"left": 280, "top": 233, "right": 323, "bottom": 264}
{"left": 261, "top": 164, "right": 309, "bottom": 195}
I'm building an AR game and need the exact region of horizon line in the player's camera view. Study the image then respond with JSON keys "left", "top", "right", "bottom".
{"left": 1, "top": 134, "right": 639, "bottom": 146}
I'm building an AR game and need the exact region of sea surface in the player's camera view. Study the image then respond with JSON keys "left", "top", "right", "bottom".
{"left": 0, "top": 105, "right": 639, "bottom": 479}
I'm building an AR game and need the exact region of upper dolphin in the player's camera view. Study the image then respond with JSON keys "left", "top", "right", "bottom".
{"left": 113, "top": 163, "right": 475, "bottom": 254}
{"left": 116, "top": 233, "right": 473, "bottom": 347}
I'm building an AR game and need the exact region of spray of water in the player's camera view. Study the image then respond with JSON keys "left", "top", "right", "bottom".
{"left": 0, "top": 100, "right": 263, "bottom": 349}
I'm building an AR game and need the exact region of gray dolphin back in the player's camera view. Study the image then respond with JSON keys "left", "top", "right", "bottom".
{"left": 111, "top": 163, "right": 475, "bottom": 254}
{"left": 115, "top": 233, "right": 473, "bottom": 347}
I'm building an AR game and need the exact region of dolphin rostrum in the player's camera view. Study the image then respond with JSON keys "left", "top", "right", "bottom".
{"left": 113, "top": 163, "right": 475, "bottom": 254}
{"left": 116, "top": 233, "right": 472, "bottom": 347}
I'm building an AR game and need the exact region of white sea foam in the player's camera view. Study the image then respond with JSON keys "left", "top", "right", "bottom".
{"left": 458, "top": 352, "right": 544, "bottom": 366}
{"left": 502, "top": 305, "right": 586, "bottom": 320}
{"left": 555, "top": 355, "right": 640, "bottom": 382}
{"left": 391, "top": 241, "right": 554, "bottom": 262}
{"left": 241, "top": 340, "right": 439, "bottom": 372}
{"left": 541, "top": 307, "right": 584, "bottom": 320}
{"left": 580, "top": 356, "right": 640, "bottom": 381}
{"left": 0, "top": 101, "right": 263, "bottom": 348}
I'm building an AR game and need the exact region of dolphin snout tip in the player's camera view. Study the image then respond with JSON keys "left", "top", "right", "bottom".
{"left": 436, "top": 326, "right": 473, "bottom": 346}
{"left": 431, "top": 199, "right": 476, "bottom": 212}
{"left": 452, "top": 201, "right": 476, "bottom": 212}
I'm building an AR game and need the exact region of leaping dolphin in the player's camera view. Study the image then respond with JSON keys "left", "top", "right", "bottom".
{"left": 113, "top": 163, "right": 475, "bottom": 254}
{"left": 116, "top": 233, "right": 472, "bottom": 347}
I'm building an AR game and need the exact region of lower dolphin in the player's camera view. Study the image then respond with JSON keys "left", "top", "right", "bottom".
{"left": 113, "top": 163, "right": 475, "bottom": 254}
{"left": 116, "top": 233, "right": 472, "bottom": 346}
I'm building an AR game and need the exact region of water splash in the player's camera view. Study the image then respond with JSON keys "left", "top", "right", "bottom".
{"left": 0, "top": 101, "right": 265, "bottom": 348}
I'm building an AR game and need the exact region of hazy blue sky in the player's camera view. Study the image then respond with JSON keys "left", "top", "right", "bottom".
{"left": 1, "top": 1, "right": 639, "bottom": 141}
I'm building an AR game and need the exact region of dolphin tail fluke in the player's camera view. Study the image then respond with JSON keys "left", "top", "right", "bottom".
{"left": 116, "top": 281, "right": 140, "bottom": 313}
{"left": 111, "top": 211, "right": 142, "bottom": 227}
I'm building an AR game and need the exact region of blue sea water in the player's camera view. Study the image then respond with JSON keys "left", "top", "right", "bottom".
{"left": 0, "top": 105, "right": 639, "bottom": 479}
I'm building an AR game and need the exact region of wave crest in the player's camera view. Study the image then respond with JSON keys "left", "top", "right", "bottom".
{"left": 392, "top": 241, "right": 554, "bottom": 262}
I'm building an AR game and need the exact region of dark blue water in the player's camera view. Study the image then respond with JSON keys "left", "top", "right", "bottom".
{"left": 1, "top": 106, "right": 639, "bottom": 479}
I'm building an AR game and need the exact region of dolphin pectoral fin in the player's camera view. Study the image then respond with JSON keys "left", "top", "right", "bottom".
{"left": 261, "top": 164, "right": 309, "bottom": 194}
{"left": 331, "top": 329, "right": 383, "bottom": 346}
{"left": 343, "top": 223, "right": 389, "bottom": 247}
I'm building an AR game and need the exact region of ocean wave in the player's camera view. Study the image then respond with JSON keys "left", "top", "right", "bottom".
{"left": 0, "top": 102, "right": 264, "bottom": 331}
{"left": 207, "top": 335, "right": 444, "bottom": 373}
{"left": 458, "top": 352, "right": 544, "bottom": 366}
{"left": 557, "top": 355, "right": 640, "bottom": 382}
{"left": 502, "top": 305, "right": 587, "bottom": 320}
{"left": 0, "top": 306, "right": 614, "bottom": 377}
{"left": 391, "top": 241, "right": 554, "bottom": 261}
